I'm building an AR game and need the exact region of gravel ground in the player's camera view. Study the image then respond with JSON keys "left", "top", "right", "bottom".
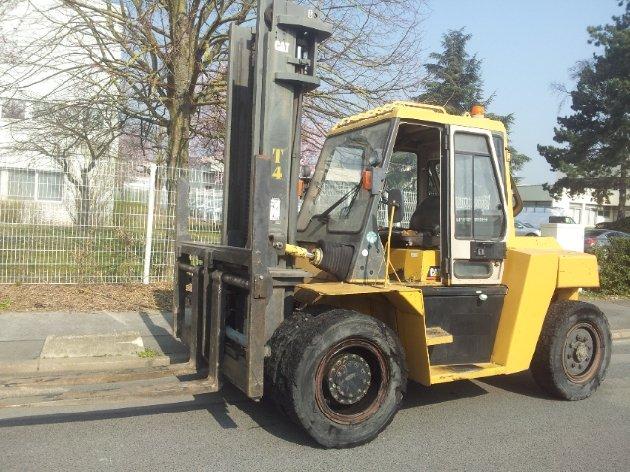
{"left": 0, "top": 284, "right": 172, "bottom": 313}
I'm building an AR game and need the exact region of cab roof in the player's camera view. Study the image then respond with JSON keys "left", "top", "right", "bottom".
{"left": 329, "top": 101, "right": 507, "bottom": 136}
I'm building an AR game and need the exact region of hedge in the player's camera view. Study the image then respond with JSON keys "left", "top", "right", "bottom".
{"left": 593, "top": 237, "right": 630, "bottom": 297}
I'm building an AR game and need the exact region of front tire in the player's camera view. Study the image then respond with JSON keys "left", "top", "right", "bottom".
{"left": 265, "top": 308, "right": 407, "bottom": 448}
{"left": 530, "top": 301, "right": 612, "bottom": 400}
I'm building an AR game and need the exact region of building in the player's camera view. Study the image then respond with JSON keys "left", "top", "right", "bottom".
{"left": 0, "top": 0, "right": 118, "bottom": 225}
{"left": 517, "top": 184, "right": 629, "bottom": 227}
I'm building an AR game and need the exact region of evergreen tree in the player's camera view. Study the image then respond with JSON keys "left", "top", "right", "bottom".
{"left": 418, "top": 29, "right": 488, "bottom": 113}
{"left": 418, "top": 28, "right": 530, "bottom": 174}
{"left": 538, "top": 1, "right": 629, "bottom": 219}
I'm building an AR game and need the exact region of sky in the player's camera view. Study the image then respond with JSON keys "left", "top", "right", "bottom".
{"left": 420, "top": 0, "right": 623, "bottom": 185}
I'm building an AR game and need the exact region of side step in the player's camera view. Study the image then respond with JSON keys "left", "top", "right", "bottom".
{"left": 430, "top": 362, "right": 506, "bottom": 384}
{"left": 426, "top": 327, "right": 453, "bottom": 346}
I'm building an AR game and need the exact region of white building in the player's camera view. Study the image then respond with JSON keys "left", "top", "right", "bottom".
{"left": 0, "top": 0, "right": 119, "bottom": 225}
{"left": 517, "top": 184, "right": 629, "bottom": 227}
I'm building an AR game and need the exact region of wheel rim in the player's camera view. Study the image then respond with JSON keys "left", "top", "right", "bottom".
{"left": 562, "top": 322, "right": 603, "bottom": 383}
{"left": 314, "top": 338, "right": 389, "bottom": 425}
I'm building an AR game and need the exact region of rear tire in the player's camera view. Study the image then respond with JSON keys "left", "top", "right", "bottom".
{"left": 265, "top": 308, "right": 407, "bottom": 448}
{"left": 530, "top": 301, "right": 612, "bottom": 400}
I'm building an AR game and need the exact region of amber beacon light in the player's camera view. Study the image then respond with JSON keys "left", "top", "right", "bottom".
{"left": 471, "top": 104, "right": 485, "bottom": 117}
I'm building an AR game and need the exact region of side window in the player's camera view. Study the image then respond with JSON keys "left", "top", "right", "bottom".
{"left": 384, "top": 151, "right": 417, "bottom": 226}
{"left": 385, "top": 151, "right": 417, "bottom": 191}
{"left": 493, "top": 134, "right": 509, "bottom": 202}
{"left": 492, "top": 135, "right": 506, "bottom": 182}
{"left": 454, "top": 133, "right": 505, "bottom": 240}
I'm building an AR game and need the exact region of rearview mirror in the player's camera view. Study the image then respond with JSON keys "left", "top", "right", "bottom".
{"left": 387, "top": 189, "right": 404, "bottom": 224}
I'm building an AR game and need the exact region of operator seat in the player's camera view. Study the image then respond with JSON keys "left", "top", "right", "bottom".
{"left": 409, "top": 196, "right": 440, "bottom": 248}
{"left": 381, "top": 196, "right": 440, "bottom": 249}
{"left": 410, "top": 196, "right": 440, "bottom": 234}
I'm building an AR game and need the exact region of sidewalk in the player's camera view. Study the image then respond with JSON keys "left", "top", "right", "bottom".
{"left": 0, "top": 300, "right": 627, "bottom": 376}
{"left": 586, "top": 298, "right": 630, "bottom": 340}
{"left": 0, "top": 310, "right": 189, "bottom": 374}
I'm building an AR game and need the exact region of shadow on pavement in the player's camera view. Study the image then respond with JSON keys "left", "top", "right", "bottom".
{"left": 0, "top": 382, "right": 315, "bottom": 447}
{"left": 0, "top": 371, "right": 551, "bottom": 448}
{"left": 402, "top": 379, "right": 489, "bottom": 410}
{"left": 477, "top": 370, "right": 551, "bottom": 400}
{"left": 138, "top": 310, "right": 187, "bottom": 359}
{"left": 0, "top": 381, "right": 490, "bottom": 448}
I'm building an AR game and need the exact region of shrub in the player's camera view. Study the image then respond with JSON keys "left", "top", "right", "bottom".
{"left": 593, "top": 237, "right": 630, "bottom": 296}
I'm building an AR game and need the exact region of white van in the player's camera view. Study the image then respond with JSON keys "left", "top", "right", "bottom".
{"left": 518, "top": 207, "right": 576, "bottom": 229}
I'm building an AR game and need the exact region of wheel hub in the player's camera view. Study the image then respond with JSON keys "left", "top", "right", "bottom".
{"left": 563, "top": 325, "right": 598, "bottom": 380}
{"left": 574, "top": 343, "right": 588, "bottom": 363}
{"left": 327, "top": 353, "right": 371, "bottom": 405}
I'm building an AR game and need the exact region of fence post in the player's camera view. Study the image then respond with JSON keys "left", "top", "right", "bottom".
{"left": 142, "top": 163, "right": 158, "bottom": 284}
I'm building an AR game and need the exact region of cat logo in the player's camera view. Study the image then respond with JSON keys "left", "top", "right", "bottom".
{"left": 274, "top": 40, "right": 290, "bottom": 53}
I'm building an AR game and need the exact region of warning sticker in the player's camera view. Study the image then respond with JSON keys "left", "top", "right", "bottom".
{"left": 270, "top": 198, "right": 281, "bottom": 222}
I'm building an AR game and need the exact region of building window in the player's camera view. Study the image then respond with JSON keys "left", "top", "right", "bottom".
{"left": 7, "top": 169, "right": 36, "bottom": 200}
{"left": 1, "top": 99, "right": 26, "bottom": 120}
{"left": 37, "top": 171, "right": 63, "bottom": 201}
{"left": 6, "top": 169, "right": 63, "bottom": 201}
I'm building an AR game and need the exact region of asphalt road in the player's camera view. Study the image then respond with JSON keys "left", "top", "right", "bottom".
{"left": 1, "top": 336, "right": 629, "bottom": 472}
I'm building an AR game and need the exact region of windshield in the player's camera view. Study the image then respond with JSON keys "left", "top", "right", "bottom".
{"left": 297, "top": 122, "right": 391, "bottom": 233}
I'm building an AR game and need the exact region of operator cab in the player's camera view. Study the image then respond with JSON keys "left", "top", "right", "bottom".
{"left": 296, "top": 102, "right": 511, "bottom": 286}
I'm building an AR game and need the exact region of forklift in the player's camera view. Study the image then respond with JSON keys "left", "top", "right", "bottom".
{"left": 174, "top": 0, "right": 612, "bottom": 448}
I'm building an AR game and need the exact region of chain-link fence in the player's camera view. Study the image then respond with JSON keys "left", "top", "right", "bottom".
{"left": 0, "top": 161, "right": 223, "bottom": 284}
{"left": 0, "top": 163, "right": 417, "bottom": 284}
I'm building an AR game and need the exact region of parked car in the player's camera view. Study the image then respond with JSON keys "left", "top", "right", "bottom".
{"left": 515, "top": 220, "right": 541, "bottom": 236}
{"left": 584, "top": 228, "right": 630, "bottom": 252}
{"left": 595, "top": 216, "right": 630, "bottom": 232}
{"left": 548, "top": 215, "right": 576, "bottom": 224}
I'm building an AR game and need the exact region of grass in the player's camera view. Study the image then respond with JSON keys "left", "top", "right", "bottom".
{"left": 137, "top": 347, "right": 159, "bottom": 359}
{"left": 0, "top": 298, "right": 11, "bottom": 310}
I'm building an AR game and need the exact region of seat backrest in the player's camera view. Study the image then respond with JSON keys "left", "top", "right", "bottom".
{"left": 409, "top": 196, "right": 440, "bottom": 234}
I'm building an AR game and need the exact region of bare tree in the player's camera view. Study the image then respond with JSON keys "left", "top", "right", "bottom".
{"left": 1, "top": 0, "right": 425, "bottom": 175}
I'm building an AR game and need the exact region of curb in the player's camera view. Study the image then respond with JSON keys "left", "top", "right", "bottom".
{"left": 0, "top": 352, "right": 189, "bottom": 376}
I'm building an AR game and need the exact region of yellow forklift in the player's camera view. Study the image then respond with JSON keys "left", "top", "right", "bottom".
{"left": 174, "top": 0, "right": 612, "bottom": 448}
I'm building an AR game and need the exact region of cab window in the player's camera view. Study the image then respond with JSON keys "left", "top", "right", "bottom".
{"left": 454, "top": 133, "right": 505, "bottom": 240}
